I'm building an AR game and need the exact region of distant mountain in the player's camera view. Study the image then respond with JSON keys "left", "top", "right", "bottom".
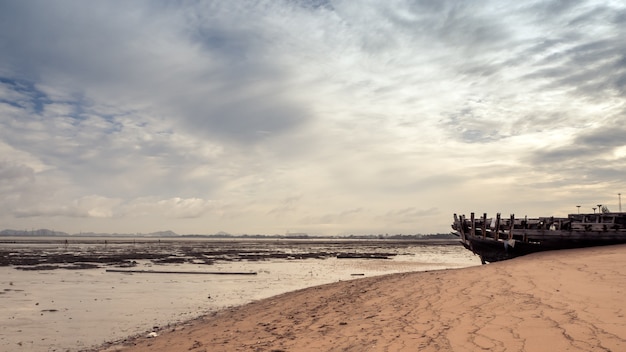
{"left": 76, "top": 232, "right": 140, "bottom": 237}
{"left": 0, "top": 229, "right": 456, "bottom": 239}
{"left": 0, "top": 229, "right": 70, "bottom": 237}
{"left": 0, "top": 229, "right": 179, "bottom": 237}
{"left": 146, "top": 230, "right": 178, "bottom": 237}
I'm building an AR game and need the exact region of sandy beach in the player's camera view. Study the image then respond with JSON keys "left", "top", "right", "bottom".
{"left": 94, "top": 244, "right": 626, "bottom": 352}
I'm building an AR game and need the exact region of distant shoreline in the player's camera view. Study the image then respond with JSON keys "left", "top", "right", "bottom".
{"left": 0, "top": 228, "right": 457, "bottom": 240}
{"left": 0, "top": 235, "right": 460, "bottom": 245}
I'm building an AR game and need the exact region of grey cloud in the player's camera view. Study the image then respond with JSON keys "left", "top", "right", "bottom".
{"left": 0, "top": 82, "right": 225, "bottom": 199}
{"left": 441, "top": 106, "right": 507, "bottom": 143}
{"left": 395, "top": 1, "right": 626, "bottom": 101}
{"left": 1, "top": 1, "right": 311, "bottom": 146}
{"left": 551, "top": 52, "right": 624, "bottom": 96}
{"left": 169, "top": 81, "right": 310, "bottom": 144}
{"left": 614, "top": 8, "right": 626, "bottom": 24}
{"left": 576, "top": 126, "right": 626, "bottom": 148}
{"left": 509, "top": 112, "right": 576, "bottom": 136}
{"left": 530, "top": 145, "right": 594, "bottom": 164}
{"left": 297, "top": 0, "right": 334, "bottom": 11}
{"left": 523, "top": 124, "right": 626, "bottom": 189}
{"left": 359, "top": 0, "right": 510, "bottom": 55}
{"left": 430, "top": 7, "right": 508, "bottom": 49}
{"left": 435, "top": 1, "right": 625, "bottom": 145}
{"left": 529, "top": 125, "right": 626, "bottom": 165}
{"left": 14, "top": 207, "right": 85, "bottom": 219}
{"left": 516, "top": 4, "right": 626, "bottom": 96}
{"left": 190, "top": 19, "right": 264, "bottom": 64}
{"left": 0, "top": 161, "right": 35, "bottom": 195}
{"left": 0, "top": 160, "right": 58, "bottom": 216}
{"left": 299, "top": 207, "right": 365, "bottom": 225}
{"left": 386, "top": 207, "right": 438, "bottom": 217}
{"left": 524, "top": 0, "right": 581, "bottom": 21}
{"left": 383, "top": 207, "right": 439, "bottom": 224}
{"left": 568, "top": 6, "right": 610, "bottom": 26}
{"left": 0, "top": 2, "right": 146, "bottom": 82}
{"left": 0, "top": 1, "right": 320, "bottom": 212}
{"left": 267, "top": 195, "right": 301, "bottom": 215}
{"left": 120, "top": 197, "right": 213, "bottom": 219}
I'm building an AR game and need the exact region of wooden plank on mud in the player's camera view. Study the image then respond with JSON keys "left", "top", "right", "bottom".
{"left": 106, "top": 269, "right": 257, "bottom": 275}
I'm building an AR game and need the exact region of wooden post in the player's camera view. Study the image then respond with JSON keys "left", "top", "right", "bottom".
{"left": 482, "top": 213, "right": 487, "bottom": 239}
{"left": 509, "top": 214, "right": 515, "bottom": 240}
{"left": 470, "top": 212, "right": 476, "bottom": 238}
{"left": 454, "top": 213, "right": 465, "bottom": 241}
{"left": 461, "top": 214, "right": 467, "bottom": 239}
{"left": 494, "top": 213, "right": 501, "bottom": 240}
{"left": 524, "top": 215, "right": 528, "bottom": 229}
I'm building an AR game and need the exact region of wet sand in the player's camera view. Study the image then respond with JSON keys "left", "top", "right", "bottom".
{"left": 97, "top": 244, "right": 626, "bottom": 352}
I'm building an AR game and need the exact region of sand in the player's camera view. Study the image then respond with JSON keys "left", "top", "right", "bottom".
{"left": 96, "top": 245, "right": 626, "bottom": 352}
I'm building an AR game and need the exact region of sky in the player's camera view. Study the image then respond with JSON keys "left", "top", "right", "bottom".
{"left": 1, "top": 0, "right": 625, "bottom": 236}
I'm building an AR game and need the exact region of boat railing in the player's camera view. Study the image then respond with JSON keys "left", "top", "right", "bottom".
{"left": 453, "top": 212, "right": 626, "bottom": 243}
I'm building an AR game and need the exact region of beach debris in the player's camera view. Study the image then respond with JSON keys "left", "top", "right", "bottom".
{"left": 117, "top": 260, "right": 138, "bottom": 268}
{"left": 337, "top": 253, "right": 392, "bottom": 259}
{"left": 106, "top": 269, "right": 257, "bottom": 275}
{"left": 147, "top": 331, "right": 158, "bottom": 338}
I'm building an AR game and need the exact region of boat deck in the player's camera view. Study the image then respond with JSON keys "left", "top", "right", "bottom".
{"left": 452, "top": 212, "right": 626, "bottom": 263}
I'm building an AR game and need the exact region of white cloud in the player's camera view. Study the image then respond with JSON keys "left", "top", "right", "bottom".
{"left": 124, "top": 197, "right": 213, "bottom": 219}
{"left": 0, "top": 0, "right": 625, "bottom": 235}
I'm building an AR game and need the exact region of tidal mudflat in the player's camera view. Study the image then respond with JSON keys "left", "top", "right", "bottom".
{"left": 0, "top": 237, "right": 480, "bottom": 351}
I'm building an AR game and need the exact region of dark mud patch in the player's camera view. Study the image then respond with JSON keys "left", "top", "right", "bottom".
{"left": 1, "top": 239, "right": 458, "bottom": 271}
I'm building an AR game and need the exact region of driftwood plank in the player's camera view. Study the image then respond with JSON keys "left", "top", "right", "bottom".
{"left": 106, "top": 269, "right": 257, "bottom": 275}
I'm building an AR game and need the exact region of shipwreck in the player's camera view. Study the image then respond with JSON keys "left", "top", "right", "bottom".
{"left": 451, "top": 211, "right": 626, "bottom": 263}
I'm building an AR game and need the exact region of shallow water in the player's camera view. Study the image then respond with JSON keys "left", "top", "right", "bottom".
{"left": 0, "top": 238, "right": 481, "bottom": 351}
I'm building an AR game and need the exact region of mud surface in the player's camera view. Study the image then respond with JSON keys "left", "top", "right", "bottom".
{"left": 0, "top": 237, "right": 458, "bottom": 271}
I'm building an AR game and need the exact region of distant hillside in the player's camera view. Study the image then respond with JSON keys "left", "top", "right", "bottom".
{"left": 0, "top": 229, "right": 70, "bottom": 237}
{"left": 0, "top": 229, "right": 456, "bottom": 239}
{"left": 0, "top": 229, "right": 180, "bottom": 237}
{"left": 145, "top": 230, "right": 178, "bottom": 237}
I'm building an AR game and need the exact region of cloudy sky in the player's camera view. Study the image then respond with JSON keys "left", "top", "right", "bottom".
{"left": 1, "top": 0, "right": 625, "bottom": 236}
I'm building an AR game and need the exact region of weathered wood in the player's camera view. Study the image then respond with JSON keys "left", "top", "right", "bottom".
{"left": 106, "top": 269, "right": 257, "bottom": 275}
{"left": 509, "top": 214, "right": 515, "bottom": 240}
{"left": 460, "top": 214, "right": 467, "bottom": 240}
{"left": 482, "top": 213, "right": 487, "bottom": 239}
{"left": 453, "top": 213, "right": 462, "bottom": 240}
{"left": 452, "top": 211, "right": 626, "bottom": 263}
{"left": 494, "top": 213, "right": 501, "bottom": 241}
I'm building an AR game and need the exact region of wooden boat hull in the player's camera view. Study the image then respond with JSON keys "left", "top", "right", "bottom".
{"left": 461, "top": 235, "right": 626, "bottom": 263}
{"left": 452, "top": 212, "right": 626, "bottom": 263}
